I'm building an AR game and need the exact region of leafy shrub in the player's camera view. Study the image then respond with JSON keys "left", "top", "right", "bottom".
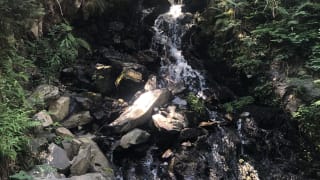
{"left": 223, "top": 96, "right": 254, "bottom": 113}
{"left": 9, "top": 170, "right": 33, "bottom": 180}
{"left": 293, "top": 100, "right": 320, "bottom": 151}
{"left": 187, "top": 93, "right": 206, "bottom": 115}
{"left": 29, "top": 22, "right": 91, "bottom": 80}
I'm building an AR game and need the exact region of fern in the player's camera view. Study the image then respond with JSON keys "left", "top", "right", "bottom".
{"left": 29, "top": 22, "right": 91, "bottom": 79}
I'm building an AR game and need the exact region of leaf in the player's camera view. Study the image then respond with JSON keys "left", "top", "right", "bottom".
{"left": 76, "top": 38, "right": 91, "bottom": 52}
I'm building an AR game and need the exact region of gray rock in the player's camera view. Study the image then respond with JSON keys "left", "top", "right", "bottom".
{"left": 56, "top": 127, "right": 75, "bottom": 137}
{"left": 70, "top": 173, "right": 111, "bottom": 180}
{"left": 62, "top": 111, "right": 92, "bottom": 129}
{"left": 28, "top": 84, "right": 59, "bottom": 105}
{"left": 49, "top": 96, "right": 71, "bottom": 122}
{"left": 62, "top": 141, "right": 73, "bottom": 160}
{"left": 47, "top": 143, "right": 71, "bottom": 171}
{"left": 78, "top": 136, "right": 114, "bottom": 178}
{"left": 70, "top": 145, "right": 91, "bottom": 176}
{"left": 120, "top": 128, "right": 150, "bottom": 149}
{"left": 109, "top": 88, "right": 171, "bottom": 133}
{"left": 33, "top": 110, "right": 53, "bottom": 127}
{"left": 75, "top": 96, "right": 92, "bottom": 110}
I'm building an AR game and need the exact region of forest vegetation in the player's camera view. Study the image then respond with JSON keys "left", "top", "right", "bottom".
{"left": 0, "top": 0, "right": 320, "bottom": 179}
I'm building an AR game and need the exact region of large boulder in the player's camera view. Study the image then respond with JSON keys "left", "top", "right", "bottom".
{"left": 47, "top": 143, "right": 71, "bottom": 172}
{"left": 28, "top": 84, "right": 59, "bottom": 105}
{"left": 62, "top": 111, "right": 93, "bottom": 129}
{"left": 70, "top": 145, "right": 91, "bottom": 176}
{"left": 77, "top": 136, "right": 114, "bottom": 178}
{"left": 109, "top": 88, "right": 171, "bottom": 133}
{"left": 120, "top": 129, "right": 150, "bottom": 149}
{"left": 49, "top": 96, "right": 71, "bottom": 122}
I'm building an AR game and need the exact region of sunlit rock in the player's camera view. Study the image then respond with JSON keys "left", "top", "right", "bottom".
{"left": 109, "top": 88, "right": 171, "bottom": 133}
{"left": 152, "top": 105, "right": 186, "bottom": 132}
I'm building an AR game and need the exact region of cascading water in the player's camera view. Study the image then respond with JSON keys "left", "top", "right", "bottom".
{"left": 111, "top": 2, "right": 305, "bottom": 180}
{"left": 151, "top": 2, "right": 207, "bottom": 98}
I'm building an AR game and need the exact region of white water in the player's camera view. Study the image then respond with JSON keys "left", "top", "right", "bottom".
{"left": 151, "top": 3, "right": 207, "bottom": 98}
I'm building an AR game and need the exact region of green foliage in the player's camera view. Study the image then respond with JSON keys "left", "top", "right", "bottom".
{"left": 28, "top": 22, "right": 91, "bottom": 79}
{"left": 203, "top": 0, "right": 320, "bottom": 76}
{"left": 0, "top": 0, "right": 44, "bottom": 49}
{"left": 9, "top": 170, "right": 33, "bottom": 180}
{"left": 0, "top": 104, "right": 39, "bottom": 160}
{"left": 187, "top": 93, "right": 206, "bottom": 115}
{"left": 253, "top": 82, "right": 279, "bottom": 106}
{"left": 293, "top": 100, "right": 320, "bottom": 151}
{"left": 223, "top": 96, "right": 254, "bottom": 113}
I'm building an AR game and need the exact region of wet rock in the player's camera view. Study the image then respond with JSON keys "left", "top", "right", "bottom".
{"left": 243, "top": 105, "right": 285, "bottom": 129}
{"left": 78, "top": 136, "right": 114, "bottom": 177}
{"left": 70, "top": 145, "right": 91, "bottom": 176}
{"left": 168, "top": 82, "right": 186, "bottom": 95}
{"left": 33, "top": 110, "right": 53, "bottom": 128}
{"left": 47, "top": 143, "right": 71, "bottom": 171}
{"left": 109, "top": 88, "right": 171, "bottom": 133}
{"left": 120, "top": 129, "right": 151, "bottom": 149}
{"left": 62, "top": 111, "right": 92, "bottom": 129}
{"left": 56, "top": 127, "right": 75, "bottom": 137}
{"left": 49, "top": 96, "right": 71, "bottom": 122}
{"left": 172, "top": 97, "right": 187, "bottom": 107}
{"left": 28, "top": 84, "right": 59, "bottom": 105}
{"left": 152, "top": 106, "right": 186, "bottom": 132}
{"left": 179, "top": 128, "right": 207, "bottom": 142}
{"left": 144, "top": 75, "right": 157, "bottom": 91}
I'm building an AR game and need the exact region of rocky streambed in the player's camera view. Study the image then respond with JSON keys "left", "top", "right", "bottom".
{"left": 23, "top": 1, "right": 315, "bottom": 180}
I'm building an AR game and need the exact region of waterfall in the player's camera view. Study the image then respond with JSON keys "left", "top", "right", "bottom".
{"left": 151, "top": 2, "right": 207, "bottom": 98}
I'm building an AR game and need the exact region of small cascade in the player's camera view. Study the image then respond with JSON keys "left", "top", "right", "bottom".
{"left": 151, "top": 2, "right": 207, "bottom": 98}
{"left": 237, "top": 118, "right": 244, "bottom": 155}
